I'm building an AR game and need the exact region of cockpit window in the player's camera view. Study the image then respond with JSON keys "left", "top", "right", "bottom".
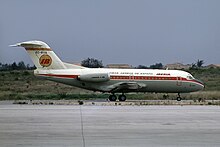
{"left": 187, "top": 75, "right": 194, "bottom": 80}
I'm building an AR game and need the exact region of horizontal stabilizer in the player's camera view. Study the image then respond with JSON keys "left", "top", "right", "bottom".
{"left": 10, "top": 40, "right": 50, "bottom": 49}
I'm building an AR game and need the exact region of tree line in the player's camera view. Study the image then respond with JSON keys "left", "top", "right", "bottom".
{"left": 136, "top": 63, "right": 163, "bottom": 69}
{"left": 0, "top": 58, "right": 204, "bottom": 71}
{"left": 0, "top": 61, "right": 36, "bottom": 71}
{"left": 80, "top": 58, "right": 164, "bottom": 69}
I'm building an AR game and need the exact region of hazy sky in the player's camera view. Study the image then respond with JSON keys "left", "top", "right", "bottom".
{"left": 0, "top": 0, "right": 220, "bottom": 66}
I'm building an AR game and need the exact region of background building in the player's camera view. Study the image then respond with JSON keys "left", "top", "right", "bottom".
{"left": 106, "top": 64, "right": 133, "bottom": 69}
{"left": 165, "top": 63, "right": 191, "bottom": 70}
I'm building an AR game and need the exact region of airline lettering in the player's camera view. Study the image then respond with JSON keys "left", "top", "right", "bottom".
{"left": 156, "top": 73, "right": 170, "bottom": 75}
{"left": 35, "top": 51, "right": 47, "bottom": 54}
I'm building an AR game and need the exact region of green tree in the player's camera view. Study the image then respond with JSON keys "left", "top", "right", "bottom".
{"left": 150, "top": 63, "right": 163, "bottom": 69}
{"left": 136, "top": 65, "right": 148, "bottom": 69}
{"left": 197, "top": 59, "right": 204, "bottom": 68}
{"left": 190, "top": 63, "right": 197, "bottom": 69}
{"left": 11, "top": 62, "right": 18, "bottom": 70}
{"left": 81, "top": 58, "right": 103, "bottom": 68}
{"left": 18, "top": 61, "right": 26, "bottom": 70}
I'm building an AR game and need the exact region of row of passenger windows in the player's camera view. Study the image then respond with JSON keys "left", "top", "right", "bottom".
{"left": 138, "top": 73, "right": 153, "bottom": 75}
{"left": 111, "top": 76, "right": 177, "bottom": 80}
{"left": 120, "top": 72, "right": 133, "bottom": 74}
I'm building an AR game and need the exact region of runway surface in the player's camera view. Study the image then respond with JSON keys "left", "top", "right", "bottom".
{"left": 0, "top": 105, "right": 220, "bottom": 147}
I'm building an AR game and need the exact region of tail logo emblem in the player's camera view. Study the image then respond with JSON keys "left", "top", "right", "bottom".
{"left": 39, "top": 55, "right": 52, "bottom": 67}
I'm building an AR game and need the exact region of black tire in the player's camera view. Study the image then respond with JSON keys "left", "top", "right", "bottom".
{"left": 118, "top": 95, "right": 126, "bottom": 101}
{"left": 109, "top": 95, "right": 117, "bottom": 101}
{"left": 177, "top": 97, "right": 182, "bottom": 101}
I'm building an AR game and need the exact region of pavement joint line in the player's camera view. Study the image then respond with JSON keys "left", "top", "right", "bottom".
{"left": 80, "top": 106, "right": 86, "bottom": 147}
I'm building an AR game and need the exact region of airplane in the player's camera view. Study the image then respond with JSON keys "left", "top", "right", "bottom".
{"left": 10, "top": 40, "right": 204, "bottom": 101}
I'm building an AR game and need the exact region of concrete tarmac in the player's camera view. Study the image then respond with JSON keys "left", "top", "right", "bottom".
{"left": 0, "top": 105, "right": 220, "bottom": 147}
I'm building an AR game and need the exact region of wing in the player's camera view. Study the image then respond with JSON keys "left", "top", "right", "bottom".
{"left": 107, "top": 82, "right": 147, "bottom": 93}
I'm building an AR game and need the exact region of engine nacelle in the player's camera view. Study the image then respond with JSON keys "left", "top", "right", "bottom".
{"left": 77, "top": 73, "right": 110, "bottom": 83}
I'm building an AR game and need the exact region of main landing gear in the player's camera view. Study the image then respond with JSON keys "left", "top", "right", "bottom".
{"left": 109, "top": 94, "right": 126, "bottom": 101}
{"left": 109, "top": 93, "right": 182, "bottom": 101}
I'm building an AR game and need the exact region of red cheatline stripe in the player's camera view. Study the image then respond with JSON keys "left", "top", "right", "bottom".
{"left": 38, "top": 74, "right": 78, "bottom": 79}
{"left": 188, "top": 80, "right": 204, "bottom": 86}
{"left": 37, "top": 74, "right": 203, "bottom": 86}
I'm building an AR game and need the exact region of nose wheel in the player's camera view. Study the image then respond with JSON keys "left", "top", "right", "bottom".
{"left": 177, "top": 93, "right": 182, "bottom": 101}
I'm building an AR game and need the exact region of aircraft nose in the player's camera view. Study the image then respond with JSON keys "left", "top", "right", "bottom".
{"left": 195, "top": 79, "right": 205, "bottom": 90}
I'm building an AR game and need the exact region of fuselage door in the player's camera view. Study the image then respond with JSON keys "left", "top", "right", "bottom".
{"left": 129, "top": 73, "right": 134, "bottom": 81}
{"left": 177, "top": 77, "right": 182, "bottom": 86}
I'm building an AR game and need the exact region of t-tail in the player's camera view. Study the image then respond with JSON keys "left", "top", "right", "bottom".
{"left": 10, "top": 40, "right": 84, "bottom": 69}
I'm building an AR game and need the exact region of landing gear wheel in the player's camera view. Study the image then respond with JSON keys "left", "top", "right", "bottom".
{"left": 177, "top": 93, "right": 182, "bottom": 101}
{"left": 118, "top": 94, "right": 126, "bottom": 101}
{"left": 177, "top": 97, "right": 182, "bottom": 101}
{"left": 109, "top": 95, "right": 117, "bottom": 101}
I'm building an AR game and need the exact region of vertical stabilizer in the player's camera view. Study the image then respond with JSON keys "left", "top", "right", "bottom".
{"left": 10, "top": 40, "right": 66, "bottom": 69}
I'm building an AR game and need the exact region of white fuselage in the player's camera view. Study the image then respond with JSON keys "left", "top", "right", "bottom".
{"left": 34, "top": 68, "right": 204, "bottom": 94}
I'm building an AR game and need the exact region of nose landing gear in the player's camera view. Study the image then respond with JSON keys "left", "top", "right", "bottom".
{"left": 177, "top": 93, "right": 182, "bottom": 101}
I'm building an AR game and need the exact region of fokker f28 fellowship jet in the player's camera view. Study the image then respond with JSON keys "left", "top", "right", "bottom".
{"left": 11, "top": 40, "right": 204, "bottom": 101}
